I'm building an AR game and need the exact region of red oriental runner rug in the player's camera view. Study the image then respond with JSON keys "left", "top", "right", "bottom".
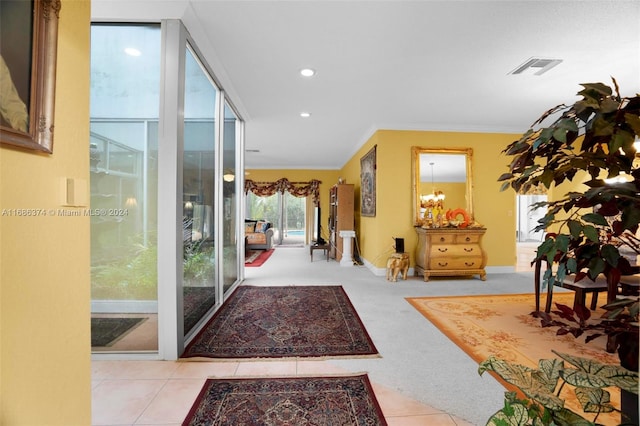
{"left": 244, "top": 249, "right": 274, "bottom": 267}
{"left": 182, "top": 374, "right": 387, "bottom": 426}
{"left": 181, "top": 285, "right": 379, "bottom": 359}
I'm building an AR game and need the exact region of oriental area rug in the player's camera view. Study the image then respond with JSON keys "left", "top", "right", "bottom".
{"left": 244, "top": 249, "right": 274, "bottom": 267}
{"left": 182, "top": 374, "right": 387, "bottom": 426}
{"left": 406, "top": 293, "right": 622, "bottom": 425}
{"left": 181, "top": 285, "right": 379, "bottom": 359}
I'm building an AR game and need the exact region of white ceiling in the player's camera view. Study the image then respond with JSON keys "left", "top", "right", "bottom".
{"left": 91, "top": 0, "right": 640, "bottom": 170}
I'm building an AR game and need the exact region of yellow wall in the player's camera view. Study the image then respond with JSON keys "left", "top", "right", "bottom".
{"left": 0, "top": 1, "right": 92, "bottom": 424}
{"left": 339, "top": 130, "right": 520, "bottom": 269}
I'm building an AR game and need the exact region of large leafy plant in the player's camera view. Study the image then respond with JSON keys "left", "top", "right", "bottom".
{"left": 479, "top": 351, "right": 639, "bottom": 425}
{"left": 499, "top": 79, "right": 640, "bottom": 293}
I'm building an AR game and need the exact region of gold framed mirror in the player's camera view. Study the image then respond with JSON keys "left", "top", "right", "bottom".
{"left": 411, "top": 147, "right": 474, "bottom": 226}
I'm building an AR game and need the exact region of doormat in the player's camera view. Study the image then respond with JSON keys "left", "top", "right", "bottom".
{"left": 245, "top": 249, "right": 274, "bottom": 267}
{"left": 181, "top": 285, "right": 379, "bottom": 359}
{"left": 182, "top": 374, "right": 387, "bottom": 426}
{"left": 406, "top": 293, "right": 622, "bottom": 425}
{"left": 91, "top": 317, "right": 146, "bottom": 347}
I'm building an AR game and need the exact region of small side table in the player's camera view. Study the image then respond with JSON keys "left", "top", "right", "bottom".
{"left": 310, "top": 243, "right": 330, "bottom": 262}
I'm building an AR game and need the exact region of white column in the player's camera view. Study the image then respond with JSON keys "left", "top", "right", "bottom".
{"left": 339, "top": 230, "right": 356, "bottom": 266}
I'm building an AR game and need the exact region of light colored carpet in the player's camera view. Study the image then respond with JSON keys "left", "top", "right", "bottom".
{"left": 243, "top": 245, "right": 545, "bottom": 425}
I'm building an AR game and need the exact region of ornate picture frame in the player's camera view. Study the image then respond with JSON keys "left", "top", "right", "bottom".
{"left": 0, "top": 0, "right": 61, "bottom": 153}
{"left": 360, "top": 145, "right": 376, "bottom": 217}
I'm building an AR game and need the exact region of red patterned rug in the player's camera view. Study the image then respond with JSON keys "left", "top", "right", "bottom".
{"left": 182, "top": 374, "right": 387, "bottom": 426}
{"left": 181, "top": 285, "right": 379, "bottom": 359}
{"left": 245, "top": 249, "right": 274, "bottom": 267}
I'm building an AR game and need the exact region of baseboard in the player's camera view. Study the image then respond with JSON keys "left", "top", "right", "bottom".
{"left": 91, "top": 299, "right": 158, "bottom": 314}
{"left": 360, "top": 256, "right": 516, "bottom": 277}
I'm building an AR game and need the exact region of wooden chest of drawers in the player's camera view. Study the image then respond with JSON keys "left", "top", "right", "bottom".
{"left": 415, "top": 227, "right": 487, "bottom": 281}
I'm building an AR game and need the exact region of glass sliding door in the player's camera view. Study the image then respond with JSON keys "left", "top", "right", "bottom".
{"left": 222, "top": 102, "right": 240, "bottom": 295}
{"left": 182, "top": 45, "right": 218, "bottom": 336}
{"left": 90, "top": 24, "right": 161, "bottom": 353}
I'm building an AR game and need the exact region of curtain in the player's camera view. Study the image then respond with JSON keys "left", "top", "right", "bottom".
{"left": 245, "top": 178, "right": 322, "bottom": 206}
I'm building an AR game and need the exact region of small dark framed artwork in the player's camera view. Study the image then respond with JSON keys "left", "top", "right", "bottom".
{"left": 0, "top": 0, "right": 61, "bottom": 153}
{"left": 360, "top": 145, "right": 376, "bottom": 217}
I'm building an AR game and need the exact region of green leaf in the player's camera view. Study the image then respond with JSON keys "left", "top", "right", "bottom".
{"left": 621, "top": 206, "right": 640, "bottom": 231}
{"left": 555, "top": 234, "right": 570, "bottom": 253}
{"left": 552, "top": 351, "right": 639, "bottom": 393}
{"left": 583, "top": 225, "right": 599, "bottom": 242}
{"left": 479, "top": 357, "right": 565, "bottom": 411}
{"left": 553, "top": 127, "right": 568, "bottom": 143}
{"left": 581, "top": 213, "right": 608, "bottom": 226}
{"left": 601, "top": 244, "right": 620, "bottom": 267}
{"left": 560, "top": 368, "right": 609, "bottom": 388}
{"left": 488, "top": 403, "right": 532, "bottom": 426}
{"left": 532, "top": 358, "right": 563, "bottom": 392}
{"left": 574, "top": 387, "right": 614, "bottom": 414}
{"left": 600, "top": 97, "right": 620, "bottom": 114}
{"left": 549, "top": 407, "right": 595, "bottom": 426}
{"left": 567, "top": 220, "right": 582, "bottom": 239}
{"left": 625, "top": 112, "right": 640, "bottom": 135}
{"left": 580, "top": 82, "right": 613, "bottom": 97}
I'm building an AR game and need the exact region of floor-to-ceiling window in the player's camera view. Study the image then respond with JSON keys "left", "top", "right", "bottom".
{"left": 90, "top": 21, "right": 244, "bottom": 358}
{"left": 90, "top": 24, "right": 161, "bottom": 353}
{"left": 222, "top": 102, "right": 240, "bottom": 294}
{"left": 182, "top": 46, "right": 217, "bottom": 336}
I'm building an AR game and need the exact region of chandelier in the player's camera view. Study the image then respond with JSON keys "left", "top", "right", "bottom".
{"left": 421, "top": 162, "right": 445, "bottom": 204}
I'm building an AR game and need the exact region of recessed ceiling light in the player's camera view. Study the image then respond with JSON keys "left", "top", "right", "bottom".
{"left": 300, "top": 68, "right": 316, "bottom": 77}
{"left": 300, "top": 112, "right": 311, "bottom": 118}
{"left": 124, "top": 47, "right": 141, "bottom": 57}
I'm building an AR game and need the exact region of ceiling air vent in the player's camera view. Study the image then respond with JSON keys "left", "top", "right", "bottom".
{"left": 509, "top": 57, "right": 563, "bottom": 76}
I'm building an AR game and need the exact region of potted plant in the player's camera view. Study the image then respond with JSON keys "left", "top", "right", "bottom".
{"left": 537, "top": 297, "right": 639, "bottom": 424}
{"left": 497, "top": 79, "right": 640, "bottom": 423}
{"left": 499, "top": 79, "right": 640, "bottom": 296}
{"left": 479, "top": 351, "right": 638, "bottom": 425}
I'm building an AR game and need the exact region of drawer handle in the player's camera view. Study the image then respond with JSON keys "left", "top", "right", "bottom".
{"left": 438, "top": 248, "right": 448, "bottom": 252}
{"left": 465, "top": 262, "right": 475, "bottom": 266}
{"left": 439, "top": 237, "right": 446, "bottom": 242}
{"left": 438, "top": 262, "right": 448, "bottom": 267}
{"left": 465, "top": 237, "right": 471, "bottom": 242}
{"left": 464, "top": 248, "right": 474, "bottom": 252}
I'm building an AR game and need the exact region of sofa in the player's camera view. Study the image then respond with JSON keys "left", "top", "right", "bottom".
{"left": 245, "top": 219, "right": 274, "bottom": 251}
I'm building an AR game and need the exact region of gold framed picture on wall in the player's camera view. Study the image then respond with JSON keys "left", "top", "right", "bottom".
{"left": 0, "top": 0, "right": 61, "bottom": 153}
{"left": 360, "top": 145, "right": 376, "bottom": 217}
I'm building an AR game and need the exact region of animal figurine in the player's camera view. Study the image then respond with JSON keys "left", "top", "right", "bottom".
{"left": 386, "top": 253, "right": 409, "bottom": 282}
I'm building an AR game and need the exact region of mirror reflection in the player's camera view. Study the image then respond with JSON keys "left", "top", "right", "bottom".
{"left": 412, "top": 147, "right": 473, "bottom": 226}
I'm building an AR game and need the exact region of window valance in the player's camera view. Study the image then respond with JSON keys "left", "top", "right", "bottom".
{"left": 244, "top": 178, "right": 322, "bottom": 206}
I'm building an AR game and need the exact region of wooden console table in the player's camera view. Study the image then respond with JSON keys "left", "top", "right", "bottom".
{"left": 415, "top": 227, "right": 487, "bottom": 281}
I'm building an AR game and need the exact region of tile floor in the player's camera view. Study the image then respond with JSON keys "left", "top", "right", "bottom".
{"left": 92, "top": 243, "right": 538, "bottom": 425}
{"left": 91, "top": 359, "right": 474, "bottom": 425}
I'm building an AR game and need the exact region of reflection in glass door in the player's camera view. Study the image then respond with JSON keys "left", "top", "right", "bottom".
{"left": 222, "top": 102, "right": 240, "bottom": 295}
{"left": 182, "top": 46, "right": 217, "bottom": 337}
